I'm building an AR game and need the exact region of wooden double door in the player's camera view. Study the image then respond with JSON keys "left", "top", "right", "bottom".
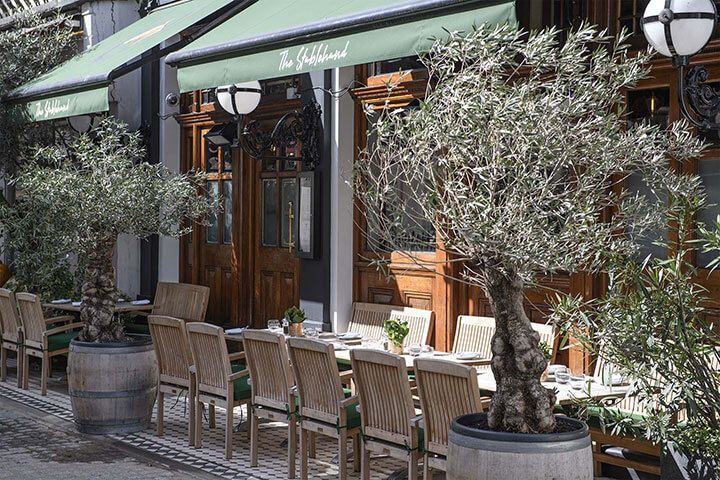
{"left": 180, "top": 118, "right": 300, "bottom": 327}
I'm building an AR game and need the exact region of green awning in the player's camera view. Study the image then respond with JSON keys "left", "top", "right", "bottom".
{"left": 6, "top": 0, "right": 242, "bottom": 122}
{"left": 166, "top": 0, "right": 516, "bottom": 92}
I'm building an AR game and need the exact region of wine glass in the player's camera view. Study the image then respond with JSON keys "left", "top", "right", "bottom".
{"left": 408, "top": 344, "right": 422, "bottom": 357}
{"left": 267, "top": 319, "right": 281, "bottom": 333}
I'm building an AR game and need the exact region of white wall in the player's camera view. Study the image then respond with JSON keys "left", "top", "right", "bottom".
{"left": 157, "top": 37, "right": 181, "bottom": 283}
{"left": 329, "top": 66, "right": 355, "bottom": 333}
{"left": 82, "top": 0, "right": 142, "bottom": 298}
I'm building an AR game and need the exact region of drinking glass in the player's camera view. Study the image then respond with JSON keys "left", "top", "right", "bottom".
{"left": 267, "top": 319, "right": 281, "bottom": 333}
{"left": 305, "top": 326, "right": 319, "bottom": 339}
{"left": 408, "top": 344, "right": 422, "bottom": 357}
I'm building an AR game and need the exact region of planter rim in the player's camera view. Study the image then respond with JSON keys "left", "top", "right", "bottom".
{"left": 70, "top": 333, "right": 152, "bottom": 349}
{"left": 451, "top": 412, "right": 588, "bottom": 444}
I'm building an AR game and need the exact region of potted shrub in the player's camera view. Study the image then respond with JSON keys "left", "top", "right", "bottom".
{"left": 384, "top": 317, "right": 409, "bottom": 355}
{"left": 353, "top": 24, "right": 703, "bottom": 479}
{"left": 552, "top": 202, "right": 719, "bottom": 480}
{"left": 284, "top": 306, "right": 306, "bottom": 337}
{"left": 11, "top": 118, "right": 213, "bottom": 434}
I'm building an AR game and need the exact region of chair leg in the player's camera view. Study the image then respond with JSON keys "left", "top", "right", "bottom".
{"left": 338, "top": 428, "right": 348, "bottom": 480}
{"left": 16, "top": 347, "right": 23, "bottom": 389}
{"left": 250, "top": 410, "right": 259, "bottom": 467}
{"left": 40, "top": 353, "right": 48, "bottom": 396}
{"left": 46, "top": 355, "right": 52, "bottom": 379}
{"left": 225, "top": 402, "right": 234, "bottom": 460}
{"left": 156, "top": 390, "right": 165, "bottom": 436}
{"left": 194, "top": 398, "right": 203, "bottom": 449}
{"left": 22, "top": 349, "right": 29, "bottom": 390}
{"left": 361, "top": 442, "right": 370, "bottom": 480}
{"left": 309, "top": 432, "right": 317, "bottom": 458}
{"left": 353, "top": 433, "right": 360, "bottom": 473}
{"left": 189, "top": 377, "right": 196, "bottom": 447}
{"left": 0, "top": 346, "right": 6, "bottom": 382}
{"left": 209, "top": 404, "right": 216, "bottom": 429}
{"left": 299, "top": 428, "right": 309, "bottom": 480}
{"left": 422, "top": 453, "right": 431, "bottom": 480}
{"left": 288, "top": 419, "right": 297, "bottom": 479}
{"left": 408, "top": 451, "right": 419, "bottom": 480}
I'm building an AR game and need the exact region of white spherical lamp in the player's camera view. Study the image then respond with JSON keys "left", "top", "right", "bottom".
{"left": 642, "top": 0, "right": 717, "bottom": 58}
{"left": 216, "top": 81, "right": 262, "bottom": 116}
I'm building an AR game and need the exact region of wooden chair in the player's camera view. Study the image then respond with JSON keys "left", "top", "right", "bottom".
{"left": 390, "top": 307, "right": 434, "bottom": 347}
{"left": 186, "top": 322, "right": 251, "bottom": 459}
{"left": 127, "top": 283, "right": 210, "bottom": 334}
{"left": 346, "top": 303, "right": 399, "bottom": 340}
{"left": 16, "top": 293, "right": 82, "bottom": 395}
{"left": 531, "top": 321, "right": 558, "bottom": 362}
{"left": 350, "top": 349, "right": 423, "bottom": 480}
{"left": 413, "top": 358, "right": 488, "bottom": 478}
{"left": 287, "top": 337, "right": 361, "bottom": 480}
{"left": 242, "top": 329, "right": 297, "bottom": 479}
{"left": 148, "top": 315, "right": 195, "bottom": 445}
{"left": 0, "top": 289, "right": 23, "bottom": 387}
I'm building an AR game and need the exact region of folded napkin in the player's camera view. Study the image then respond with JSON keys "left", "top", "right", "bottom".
{"left": 51, "top": 299, "right": 71, "bottom": 304}
{"left": 131, "top": 299, "right": 151, "bottom": 305}
{"left": 72, "top": 301, "right": 81, "bottom": 307}
{"left": 225, "top": 328, "right": 245, "bottom": 334}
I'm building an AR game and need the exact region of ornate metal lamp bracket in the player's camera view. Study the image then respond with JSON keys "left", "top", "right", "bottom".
{"left": 677, "top": 61, "right": 720, "bottom": 131}
{"left": 240, "top": 100, "right": 322, "bottom": 170}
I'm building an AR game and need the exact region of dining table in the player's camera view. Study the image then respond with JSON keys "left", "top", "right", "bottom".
{"left": 42, "top": 301, "right": 155, "bottom": 314}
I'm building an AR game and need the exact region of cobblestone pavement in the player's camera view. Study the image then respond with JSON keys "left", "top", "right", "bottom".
{"left": 0, "top": 395, "right": 219, "bottom": 480}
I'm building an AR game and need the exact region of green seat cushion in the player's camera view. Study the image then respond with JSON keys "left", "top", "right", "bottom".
{"left": 337, "top": 359, "right": 352, "bottom": 371}
{"left": 47, "top": 331, "right": 78, "bottom": 352}
{"left": 231, "top": 361, "right": 251, "bottom": 401}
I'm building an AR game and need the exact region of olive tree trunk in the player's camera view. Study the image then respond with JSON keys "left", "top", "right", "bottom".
{"left": 79, "top": 239, "right": 122, "bottom": 343}
{"left": 485, "top": 268, "right": 556, "bottom": 433}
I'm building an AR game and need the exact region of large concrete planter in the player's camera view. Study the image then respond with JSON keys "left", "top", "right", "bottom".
{"left": 447, "top": 413, "right": 593, "bottom": 480}
{"left": 67, "top": 335, "right": 158, "bottom": 434}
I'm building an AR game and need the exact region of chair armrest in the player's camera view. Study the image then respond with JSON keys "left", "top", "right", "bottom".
{"left": 410, "top": 414, "right": 423, "bottom": 429}
{"left": 228, "top": 352, "right": 246, "bottom": 362}
{"left": 44, "top": 322, "right": 84, "bottom": 337}
{"left": 228, "top": 368, "right": 249, "bottom": 382}
{"left": 339, "top": 395, "right": 358, "bottom": 408}
{"left": 134, "top": 311, "right": 150, "bottom": 318}
{"left": 338, "top": 370, "right": 353, "bottom": 382}
{"left": 45, "top": 316, "right": 75, "bottom": 325}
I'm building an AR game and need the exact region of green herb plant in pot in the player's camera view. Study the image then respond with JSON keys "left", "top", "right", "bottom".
{"left": 384, "top": 318, "right": 409, "bottom": 355}
{"left": 284, "top": 306, "right": 306, "bottom": 337}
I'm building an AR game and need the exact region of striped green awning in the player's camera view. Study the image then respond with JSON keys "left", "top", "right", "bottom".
{"left": 166, "top": 0, "right": 516, "bottom": 92}
{"left": 6, "top": 0, "right": 242, "bottom": 122}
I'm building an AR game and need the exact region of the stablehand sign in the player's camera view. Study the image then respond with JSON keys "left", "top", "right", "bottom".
{"left": 278, "top": 40, "right": 350, "bottom": 73}
{"left": 34, "top": 97, "right": 71, "bottom": 121}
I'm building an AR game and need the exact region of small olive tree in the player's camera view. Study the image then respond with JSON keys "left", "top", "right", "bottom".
{"left": 12, "top": 118, "right": 214, "bottom": 343}
{"left": 353, "top": 24, "right": 704, "bottom": 433}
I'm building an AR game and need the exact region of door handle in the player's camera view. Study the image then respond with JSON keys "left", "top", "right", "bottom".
{"left": 287, "top": 201, "right": 295, "bottom": 253}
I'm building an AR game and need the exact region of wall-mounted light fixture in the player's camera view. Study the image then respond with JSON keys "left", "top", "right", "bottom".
{"left": 642, "top": 0, "right": 720, "bottom": 130}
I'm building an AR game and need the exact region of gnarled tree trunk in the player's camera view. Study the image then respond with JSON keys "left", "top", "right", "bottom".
{"left": 485, "top": 268, "right": 556, "bottom": 433}
{"left": 80, "top": 239, "right": 123, "bottom": 343}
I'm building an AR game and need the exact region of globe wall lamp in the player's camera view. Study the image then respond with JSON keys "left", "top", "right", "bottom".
{"left": 642, "top": 0, "right": 720, "bottom": 130}
{"left": 204, "top": 80, "right": 322, "bottom": 170}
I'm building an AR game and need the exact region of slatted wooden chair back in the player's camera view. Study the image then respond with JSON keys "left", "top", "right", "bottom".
{"left": 347, "top": 302, "right": 398, "bottom": 340}
{"left": 531, "top": 322, "right": 557, "bottom": 361}
{"left": 186, "top": 322, "right": 231, "bottom": 396}
{"left": 16, "top": 293, "right": 46, "bottom": 346}
{"left": 242, "top": 329, "right": 294, "bottom": 412}
{"left": 149, "top": 315, "right": 192, "bottom": 387}
{"left": 153, "top": 282, "right": 210, "bottom": 322}
{"left": 0, "top": 289, "right": 21, "bottom": 343}
{"left": 390, "top": 307, "right": 434, "bottom": 347}
{"left": 287, "top": 337, "right": 345, "bottom": 424}
{"left": 414, "top": 358, "right": 485, "bottom": 456}
{"left": 451, "top": 316, "right": 496, "bottom": 355}
{"left": 351, "top": 349, "right": 416, "bottom": 445}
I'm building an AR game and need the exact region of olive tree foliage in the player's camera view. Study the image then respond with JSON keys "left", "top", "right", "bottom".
{"left": 9, "top": 118, "right": 215, "bottom": 343}
{"left": 0, "top": 11, "right": 77, "bottom": 178}
{"left": 552, "top": 200, "right": 719, "bottom": 467}
{"left": 353, "top": 24, "right": 704, "bottom": 434}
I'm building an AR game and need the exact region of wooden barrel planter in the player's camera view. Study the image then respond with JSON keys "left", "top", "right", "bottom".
{"left": 447, "top": 413, "right": 593, "bottom": 480}
{"left": 67, "top": 335, "right": 158, "bottom": 434}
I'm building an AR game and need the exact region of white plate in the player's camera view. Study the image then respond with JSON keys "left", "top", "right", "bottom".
{"left": 456, "top": 352, "right": 481, "bottom": 361}
{"left": 433, "top": 351, "right": 451, "bottom": 356}
{"left": 331, "top": 342, "right": 349, "bottom": 351}
{"left": 51, "top": 299, "right": 71, "bottom": 304}
{"left": 338, "top": 332, "right": 362, "bottom": 340}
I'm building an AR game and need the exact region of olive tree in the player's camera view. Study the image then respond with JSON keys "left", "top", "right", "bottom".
{"left": 11, "top": 118, "right": 214, "bottom": 343}
{"left": 353, "top": 24, "right": 704, "bottom": 434}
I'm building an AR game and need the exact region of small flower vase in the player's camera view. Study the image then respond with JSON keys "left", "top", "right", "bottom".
{"left": 388, "top": 343, "right": 404, "bottom": 355}
{"left": 288, "top": 322, "right": 304, "bottom": 337}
